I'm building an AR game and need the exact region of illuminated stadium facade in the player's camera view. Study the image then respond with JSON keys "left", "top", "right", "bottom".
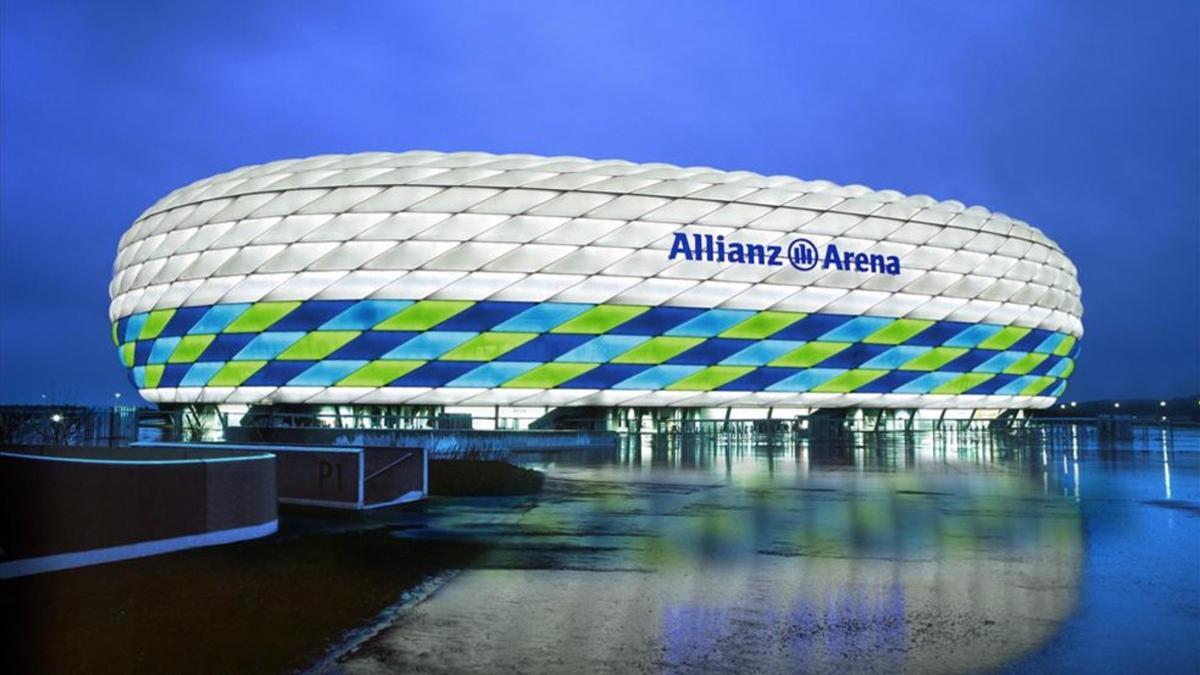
{"left": 110, "top": 151, "right": 1082, "bottom": 425}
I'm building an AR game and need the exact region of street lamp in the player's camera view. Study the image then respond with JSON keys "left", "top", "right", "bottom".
{"left": 51, "top": 414, "right": 62, "bottom": 423}
{"left": 1159, "top": 401, "right": 1166, "bottom": 407}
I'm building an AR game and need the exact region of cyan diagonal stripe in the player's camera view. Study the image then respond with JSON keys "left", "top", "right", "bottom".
{"left": 818, "top": 316, "right": 892, "bottom": 342}
{"left": 148, "top": 337, "right": 182, "bottom": 364}
{"left": 861, "top": 345, "right": 930, "bottom": 370}
{"left": 944, "top": 324, "right": 1002, "bottom": 348}
{"left": 124, "top": 313, "right": 149, "bottom": 342}
{"left": 1047, "top": 358, "right": 1073, "bottom": 377}
{"left": 234, "top": 332, "right": 306, "bottom": 360}
{"left": 1034, "top": 333, "right": 1067, "bottom": 354}
{"left": 188, "top": 304, "right": 251, "bottom": 334}
{"left": 974, "top": 351, "right": 1026, "bottom": 373}
{"left": 895, "top": 371, "right": 959, "bottom": 394}
{"left": 180, "top": 362, "right": 223, "bottom": 387}
{"left": 492, "top": 303, "right": 592, "bottom": 332}
{"left": 557, "top": 335, "right": 649, "bottom": 363}
{"left": 447, "top": 361, "right": 539, "bottom": 388}
{"left": 766, "top": 368, "right": 845, "bottom": 392}
{"left": 996, "top": 375, "right": 1039, "bottom": 396}
{"left": 383, "top": 332, "right": 477, "bottom": 359}
{"left": 613, "top": 365, "right": 703, "bottom": 389}
{"left": 321, "top": 300, "right": 412, "bottom": 330}
{"left": 720, "top": 340, "right": 804, "bottom": 366}
{"left": 666, "top": 309, "right": 755, "bottom": 337}
{"left": 289, "top": 360, "right": 369, "bottom": 386}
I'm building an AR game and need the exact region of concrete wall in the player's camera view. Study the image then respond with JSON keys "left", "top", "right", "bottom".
{"left": 140, "top": 441, "right": 426, "bottom": 509}
{"left": 0, "top": 446, "right": 277, "bottom": 577}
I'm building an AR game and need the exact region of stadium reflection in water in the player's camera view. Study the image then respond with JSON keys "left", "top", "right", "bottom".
{"left": 347, "top": 425, "right": 1197, "bottom": 674}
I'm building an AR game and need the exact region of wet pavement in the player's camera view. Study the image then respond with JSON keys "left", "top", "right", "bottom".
{"left": 334, "top": 426, "right": 1200, "bottom": 674}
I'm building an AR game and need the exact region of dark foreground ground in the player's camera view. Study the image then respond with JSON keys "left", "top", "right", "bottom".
{"left": 1, "top": 514, "right": 483, "bottom": 674}
{"left": 0, "top": 458, "right": 541, "bottom": 673}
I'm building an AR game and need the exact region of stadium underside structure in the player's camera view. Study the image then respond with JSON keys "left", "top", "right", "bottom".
{"left": 110, "top": 151, "right": 1082, "bottom": 426}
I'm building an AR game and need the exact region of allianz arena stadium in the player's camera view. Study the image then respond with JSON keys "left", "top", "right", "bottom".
{"left": 109, "top": 151, "right": 1082, "bottom": 422}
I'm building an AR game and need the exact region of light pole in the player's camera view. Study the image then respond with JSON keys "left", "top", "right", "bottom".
{"left": 112, "top": 392, "right": 124, "bottom": 447}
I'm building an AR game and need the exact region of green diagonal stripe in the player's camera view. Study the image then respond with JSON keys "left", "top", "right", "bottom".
{"left": 666, "top": 366, "right": 755, "bottom": 391}
{"left": 1053, "top": 335, "right": 1077, "bottom": 357}
{"left": 337, "top": 360, "right": 425, "bottom": 387}
{"left": 931, "top": 373, "right": 993, "bottom": 395}
{"left": 1019, "top": 376, "right": 1056, "bottom": 397}
{"left": 208, "top": 361, "right": 267, "bottom": 387}
{"left": 811, "top": 369, "right": 888, "bottom": 393}
{"left": 769, "top": 342, "right": 850, "bottom": 368}
{"left": 138, "top": 309, "right": 176, "bottom": 340}
{"left": 277, "top": 331, "right": 361, "bottom": 360}
{"left": 144, "top": 364, "right": 164, "bottom": 389}
{"left": 375, "top": 300, "right": 473, "bottom": 331}
{"left": 1056, "top": 358, "right": 1075, "bottom": 378}
{"left": 611, "top": 337, "right": 703, "bottom": 364}
{"left": 863, "top": 319, "right": 933, "bottom": 345}
{"left": 111, "top": 322, "right": 120, "bottom": 347}
{"left": 719, "top": 311, "right": 805, "bottom": 339}
{"left": 900, "top": 347, "right": 966, "bottom": 371}
{"left": 119, "top": 343, "right": 135, "bottom": 367}
{"left": 224, "top": 302, "right": 300, "bottom": 333}
{"left": 502, "top": 362, "right": 598, "bottom": 388}
{"left": 551, "top": 305, "right": 648, "bottom": 334}
{"left": 977, "top": 326, "right": 1031, "bottom": 350}
{"left": 1003, "top": 353, "right": 1048, "bottom": 375}
{"left": 442, "top": 332, "right": 536, "bottom": 361}
{"left": 168, "top": 335, "right": 215, "bottom": 363}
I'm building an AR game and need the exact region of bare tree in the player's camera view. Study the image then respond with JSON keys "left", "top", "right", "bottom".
{"left": 182, "top": 405, "right": 216, "bottom": 442}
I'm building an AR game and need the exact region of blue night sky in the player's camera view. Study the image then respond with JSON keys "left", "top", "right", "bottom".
{"left": 1, "top": 1, "right": 1197, "bottom": 404}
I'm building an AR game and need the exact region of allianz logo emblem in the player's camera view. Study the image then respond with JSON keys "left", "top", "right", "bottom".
{"left": 667, "top": 232, "right": 902, "bottom": 276}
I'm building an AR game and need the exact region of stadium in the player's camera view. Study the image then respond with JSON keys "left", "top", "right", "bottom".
{"left": 109, "top": 151, "right": 1082, "bottom": 429}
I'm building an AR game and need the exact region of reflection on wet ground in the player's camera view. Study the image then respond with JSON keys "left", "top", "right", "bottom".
{"left": 341, "top": 427, "right": 1199, "bottom": 674}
